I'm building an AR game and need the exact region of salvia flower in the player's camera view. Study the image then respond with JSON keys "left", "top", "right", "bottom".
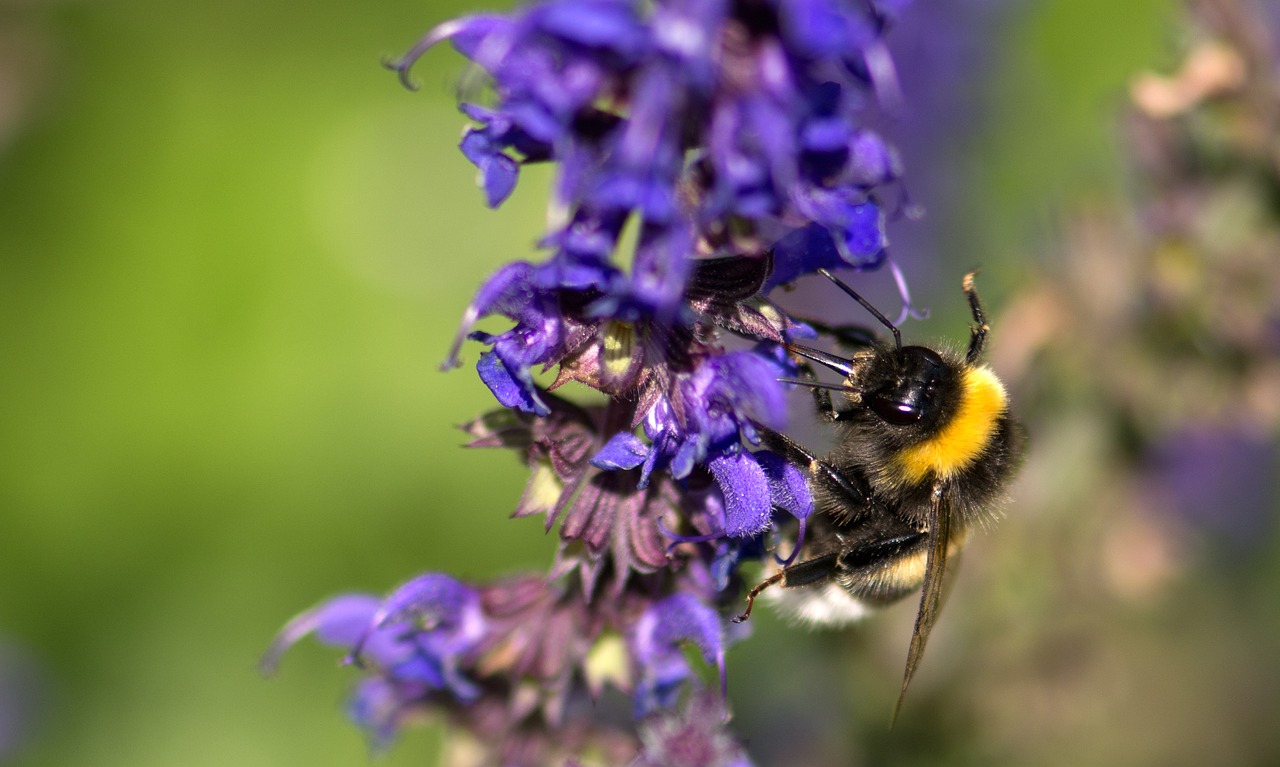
{"left": 271, "top": 0, "right": 916, "bottom": 762}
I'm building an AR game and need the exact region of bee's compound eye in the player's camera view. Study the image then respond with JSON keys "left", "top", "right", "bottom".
{"left": 869, "top": 393, "right": 923, "bottom": 425}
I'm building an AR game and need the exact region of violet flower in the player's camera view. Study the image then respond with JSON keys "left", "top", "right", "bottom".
{"left": 270, "top": 0, "right": 916, "bottom": 762}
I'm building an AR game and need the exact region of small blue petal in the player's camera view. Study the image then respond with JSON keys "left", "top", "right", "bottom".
{"left": 710, "top": 541, "right": 740, "bottom": 591}
{"left": 840, "top": 200, "right": 885, "bottom": 260}
{"left": 459, "top": 123, "right": 498, "bottom": 166}
{"left": 481, "top": 154, "right": 520, "bottom": 208}
{"left": 670, "top": 437, "right": 701, "bottom": 481}
{"left": 765, "top": 223, "right": 846, "bottom": 290}
{"left": 698, "top": 351, "right": 788, "bottom": 433}
{"left": 389, "top": 654, "right": 447, "bottom": 689}
{"left": 460, "top": 128, "right": 521, "bottom": 208}
{"left": 647, "top": 592, "right": 723, "bottom": 663}
{"left": 591, "top": 432, "right": 650, "bottom": 470}
{"left": 469, "top": 262, "right": 535, "bottom": 320}
{"left": 476, "top": 350, "right": 549, "bottom": 416}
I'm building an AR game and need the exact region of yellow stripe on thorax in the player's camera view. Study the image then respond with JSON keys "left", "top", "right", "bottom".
{"left": 890, "top": 365, "right": 1006, "bottom": 484}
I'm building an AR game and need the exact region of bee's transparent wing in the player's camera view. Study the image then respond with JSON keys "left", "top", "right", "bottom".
{"left": 892, "top": 486, "right": 951, "bottom": 724}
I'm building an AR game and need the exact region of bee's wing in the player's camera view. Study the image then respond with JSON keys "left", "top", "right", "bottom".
{"left": 892, "top": 486, "right": 951, "bottom": 724}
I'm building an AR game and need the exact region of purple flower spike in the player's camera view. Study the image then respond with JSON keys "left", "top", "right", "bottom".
{"left": 631, "top": 593, "right": 725, "bottom": 717}
{"left": 274, "top": 0, "right": 923, "bottom": 761}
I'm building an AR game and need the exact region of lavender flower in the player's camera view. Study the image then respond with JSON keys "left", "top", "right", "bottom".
{"left": 270, "top": 0, "right": 915, "bottom": 762}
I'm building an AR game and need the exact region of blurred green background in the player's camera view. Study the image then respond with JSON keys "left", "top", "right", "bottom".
{"left": 2, "top": 0, "right": 1277, "bottom": 765}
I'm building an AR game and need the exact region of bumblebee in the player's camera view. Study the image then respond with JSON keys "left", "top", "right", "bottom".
{"left": 737, "top": 269, "right": 1022, "bottom": 719}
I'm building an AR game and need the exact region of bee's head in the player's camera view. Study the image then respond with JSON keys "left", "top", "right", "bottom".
{"left": 861, "top": 346, "right": 957, "bottom": 431}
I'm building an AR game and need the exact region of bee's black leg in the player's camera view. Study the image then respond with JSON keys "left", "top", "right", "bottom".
{"left": 733, "top": 552, "right": 840, "bottom": 623}
{"left": 756, "top": 427, "right": 875, "bottom": 510}
{"left": 962, "top": 272, "right": 988, "bottom": 363}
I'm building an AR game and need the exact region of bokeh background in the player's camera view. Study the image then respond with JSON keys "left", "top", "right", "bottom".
{"left": 2, "top": 0, "right": 1278, "bottom": 765}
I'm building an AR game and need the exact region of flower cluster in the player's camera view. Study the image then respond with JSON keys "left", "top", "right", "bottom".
{"left": 269, "top": 0, "right": 913, "bottom": 763}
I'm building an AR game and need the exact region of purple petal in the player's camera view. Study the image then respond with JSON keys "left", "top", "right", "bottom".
{"left": 669, "top": 437, "right": 702, "bottom": 481}
{"left": 373, "top": 573, "right": 476, "bottom": 628}
{"left": 756, "top": 450, "right": 814, "bottom": 520}
{"left": 706, "top": 351, "right": 789, "bottom": 431}
{"left": 260, "top": 595, "right": 380, "bottom": 674}
{"left": 801, "top": 115, "right": 851, "bottom": 153}
{"left": 470, "top": 262, "right": 535, "bottom": 319}
{"left": 638, "top": 593, "right": 723, "bottom": 663}
{"left": 846, "top": 130, "right": 896, "bottom": 186}
{"left": 445, "top": 15, "right": 512, "bottom": 61}
{"left": 481, "top": 154, "right": 520, "bottom": 208}
{"left": 387, "top": 15, "right": 509, "bottom": 89}
{"left": 476, "top": 350, "right": 549, "bottom": 416}
{"left": 591, "top": 432, "right": 650, "bottom": 470}
{"left": 779, "top": 0, "right": 851, "bottom": 58}
{"left": 388, "top": 655, "right": 447, "bottom": 689}
{"left": 839, "top": 200, "right": 886, "bottom": 260}
{"left": 708, "top": 452, "right": 772, "bottom": 538}
{"left": 631, "top": 593, "right": 725, "bottom": 715}
{"left": 346, "top": 676, "right": 415, "bottom": 750}
{"left": 535, "top": 0, "right": 649, "bottom": 60}
{"left": 460, "top": 129, "right": 521, "bottom": 208}
{"left": 767, "top": 221, "right": 862, "bottom": 290}
{"left": 445, "top": 262, "right": 535, "bottom": 369}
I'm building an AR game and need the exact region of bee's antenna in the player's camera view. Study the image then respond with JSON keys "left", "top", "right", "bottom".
{"left": 817, "top": 268, "right": 902, "bottom": 353}
{"left": 776, "top": 377, "right": 854, "bottom": 393}
{"left": 784, "top": 344, "right": 854, "bottom": 377}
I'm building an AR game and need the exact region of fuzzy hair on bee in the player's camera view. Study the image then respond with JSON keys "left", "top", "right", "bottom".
{"left": 735, "top": 269, "right": 1023, "bottom": 722}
